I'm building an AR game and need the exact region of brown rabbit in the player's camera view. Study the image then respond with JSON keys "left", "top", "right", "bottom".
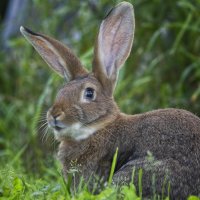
{"left": 20, "top": 2, "right": 200, "bottom": 199}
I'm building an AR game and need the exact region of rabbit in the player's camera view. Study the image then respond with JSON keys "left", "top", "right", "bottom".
{"left": 20, "top": 2, "right": 200, "bottom": 199}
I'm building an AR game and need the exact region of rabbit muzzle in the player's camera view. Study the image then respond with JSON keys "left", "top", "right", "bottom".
{"left": 47, "top": 107, "right": 97, "bottom": 140}
{"left": 47, "top": 110, "right": 67, "bottom": 131}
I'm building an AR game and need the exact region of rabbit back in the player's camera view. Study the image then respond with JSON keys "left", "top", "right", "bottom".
{"left": 112, "top": 108, "right": 200, "bottom": 199}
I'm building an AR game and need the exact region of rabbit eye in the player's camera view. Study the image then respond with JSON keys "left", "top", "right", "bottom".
{"left": 84, "top": 87, "right": 95, "bottom": 100}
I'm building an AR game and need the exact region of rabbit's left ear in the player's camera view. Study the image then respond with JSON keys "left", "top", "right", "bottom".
{"left": 92, "top": 2, "right": 135, "bottom": 95}
{"left": 20, "top": 26, "right": 88, "bottom": 81}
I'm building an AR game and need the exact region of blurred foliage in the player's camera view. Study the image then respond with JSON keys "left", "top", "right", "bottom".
{"left": 0, "top": 0, "right": 200, "bottom": 198}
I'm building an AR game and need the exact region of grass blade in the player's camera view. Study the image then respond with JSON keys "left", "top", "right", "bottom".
{"left": 108, "top": 147, "right": 118, "bottom": 186}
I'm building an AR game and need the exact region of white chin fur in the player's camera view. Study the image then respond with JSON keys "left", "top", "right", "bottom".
{"left": 54, "top": 122, "right": 96, "bottom": 140}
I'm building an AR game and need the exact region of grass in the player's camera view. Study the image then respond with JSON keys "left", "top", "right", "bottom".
{"left": 0, "top": 0, "right": 200, "bottom": 199}
{"left": 0, "top": 149, "right": 142, "bottom": 200}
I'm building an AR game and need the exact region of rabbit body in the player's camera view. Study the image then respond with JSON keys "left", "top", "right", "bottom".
{"left": 58, "top": 108, "right": 200, "bottom": 199}
{"left": 20, "top": 2, "right": 200, "bottom": 199}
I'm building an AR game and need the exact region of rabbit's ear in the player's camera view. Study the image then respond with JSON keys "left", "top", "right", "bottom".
{"left": 20, "top": 26, "right": 88, "bottom": 81}
{"left": 92, "top": 2, "right": 134, "bottom": 95}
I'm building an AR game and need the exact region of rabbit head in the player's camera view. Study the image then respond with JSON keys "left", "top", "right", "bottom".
{"left": 20, "top": 2, "right": 135, "bottom": 140}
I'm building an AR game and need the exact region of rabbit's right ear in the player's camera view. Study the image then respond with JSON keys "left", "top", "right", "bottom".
{"left": 92, "top": 2, "right": 134, "bottom": 95}
{"left": 20, "top": 26, "right": 88, "bottom": 81}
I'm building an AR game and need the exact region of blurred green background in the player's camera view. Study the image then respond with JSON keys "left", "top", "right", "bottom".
{"left": 0, "top": 0, "right": 200, "bottom": 197}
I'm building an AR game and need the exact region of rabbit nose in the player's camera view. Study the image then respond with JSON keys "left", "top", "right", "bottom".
{"left": 48, "top": 108, "right": 65, "bottom": 120}
{"left": 52, "top": 113, "right": 64, "bottom": 120}
{"left": 47, "top": 110, "right": 66, "bottom": 130}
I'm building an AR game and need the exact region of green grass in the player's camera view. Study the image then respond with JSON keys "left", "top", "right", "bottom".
{"left": 0, "top": 149, "right": 142, "bottom": 200}
{"left": 0, "top": 0, "right": 200, "bottom": 199}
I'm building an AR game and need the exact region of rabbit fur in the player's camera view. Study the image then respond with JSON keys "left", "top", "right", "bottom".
{"left": 20, "top": 2, "right": 200, "bottom": 199}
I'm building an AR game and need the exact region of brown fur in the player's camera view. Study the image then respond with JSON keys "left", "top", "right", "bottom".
{"left": 21, "top": 2, "right": 200, "bottom": 199}
{"left": 58, "top": 108, "right": 200, "bottom": 199}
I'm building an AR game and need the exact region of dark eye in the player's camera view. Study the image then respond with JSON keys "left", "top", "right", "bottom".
{"left": 84, "top": 87, "right": 94, "bottom": 100}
